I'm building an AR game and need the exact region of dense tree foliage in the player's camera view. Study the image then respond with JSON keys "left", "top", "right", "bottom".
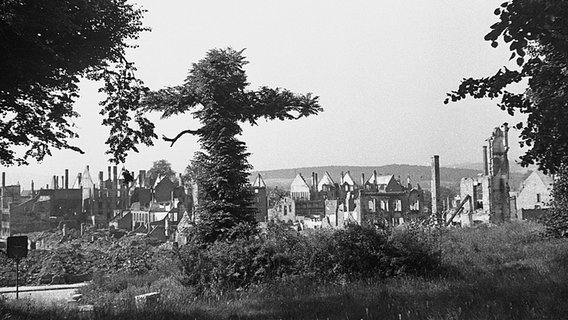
{"left": 144, "top": 48, "right": 322, "bottom": 242}
{"left": 541, "top": 166, "right": 568, "bottom": 236}
{"left": 445, "top": 0, "right": 568, "bottom": 175}
{"left": 1, "top": 0, "right": 156, "bottom": 165}
{"left": 146, "top": 159, "right": 177, "bottom": 186}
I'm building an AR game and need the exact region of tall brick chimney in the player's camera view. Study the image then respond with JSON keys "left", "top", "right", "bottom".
{"left": 1, "top": 172, "right": 5, "bottom": 188}
{"left": 373, "top": 170, "right": 378, "bottom": 188}
{"left": 65, "top": 169, "right": 69, "bottom": 189}
{"left": 431, "top": 155, "right": 442, "bottom": 224}
{"left": 311, "top": 172, "right": 317, "bottom": 192}
{"left": 315, "top": 173, "right": 318, "bottom": 192}
{"left": 113, "top": 166, "right": 118, "bottom": 189}
{"left": 99, "top": 171, "right": 104, "bottom": 189}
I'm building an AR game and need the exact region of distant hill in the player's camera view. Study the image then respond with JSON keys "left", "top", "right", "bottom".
{"left": 448, "top": 161, "right": 533, "bottom": 174}
{"left": 251, "top": 164, "right": 529, "bottom": 192}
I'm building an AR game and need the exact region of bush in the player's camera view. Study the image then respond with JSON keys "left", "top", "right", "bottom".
{"left": 178, "top": 223, "right": 439, "bottom": 293}
{"left": 542, "top": 168, "right": 568, "bottom": 237}
{"left": 387, "top": 223, "right": 440, "bottom": 276}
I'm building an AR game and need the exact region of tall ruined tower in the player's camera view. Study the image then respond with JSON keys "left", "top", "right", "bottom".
{"left": 488, "top": 125, "right": 511, "bottom": 223}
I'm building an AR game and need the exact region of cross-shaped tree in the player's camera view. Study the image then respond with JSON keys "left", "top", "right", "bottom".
{"left": 144, "top": 48, "right": 322, "bottom": 242}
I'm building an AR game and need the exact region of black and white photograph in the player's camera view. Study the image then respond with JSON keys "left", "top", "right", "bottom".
{"left": 1, "top": 1, "right": 567, "bottom": 319}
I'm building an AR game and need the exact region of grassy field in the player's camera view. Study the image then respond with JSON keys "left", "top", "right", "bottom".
{"left": 1, "top": 221, "right": 567, "bottom": 319}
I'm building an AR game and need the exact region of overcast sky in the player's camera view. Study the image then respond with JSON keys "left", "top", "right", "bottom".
{"left": 3, "top": 0, "right": 527, "bottom": 187}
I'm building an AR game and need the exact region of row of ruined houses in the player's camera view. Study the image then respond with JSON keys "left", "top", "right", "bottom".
{"left": 0, "top": 163, "right": 424, "bottom": 240}
{"left": 0, "top": 126, "right": 556, "bottom": 241}
{"left": 0, "top": 167, "right": 190, "bottom": 241}
{"left": 265, "top": 126, "right": 556, "bottom": 230}
{"left": 0, "top": 165, "right": 269, "bottom": 242}
{"left": 266, "top": 171, "right": 425, "bottom": 229}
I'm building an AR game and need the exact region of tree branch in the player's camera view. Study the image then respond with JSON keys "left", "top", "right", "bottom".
{"left": 163, "top": 129, "right": 199, "bottom": 147}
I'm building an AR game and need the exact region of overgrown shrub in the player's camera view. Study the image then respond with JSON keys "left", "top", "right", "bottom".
{"left": 178, "top": 223, "right": 439, "bottom": 293}
{"left": 387, "top": 223, "right": 440, "bottom": 276}
{"left": 542, "top": 168, "right": 568, "bottom": 237}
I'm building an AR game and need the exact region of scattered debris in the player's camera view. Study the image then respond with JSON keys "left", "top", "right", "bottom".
{"left": 0, "top": 228, "right": 174, "bottom": 287}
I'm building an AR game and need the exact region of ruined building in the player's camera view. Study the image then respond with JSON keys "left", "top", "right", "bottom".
{"left": 1, "top": 172, "right": 24, "bottom": 237}
{"left": 3, "top": 170, "right": 84, "bottom": 235}
{"left": 515, "top": 170, "right": 554, "bottom": 221}
{"left": 269, "top": 170, "right": 424, "bottom": 229}
{"left": 251, "top": 174, "right": 268, "bottom": 223}
{"left": 0, "top": 165, "right": 191, "bottom": 239}
{"left": 456, "top": 125, "right": 512, "bottom": 225}
{"left": 110, "top": 171, "right": 190, "bottom": 241}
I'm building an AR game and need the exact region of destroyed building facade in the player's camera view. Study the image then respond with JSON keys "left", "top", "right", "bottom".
{"left": 269, "top": 170, "right": 424, "bottom": 229}
{"left": 457, "top": 125, "right": 512, "bottom": 225}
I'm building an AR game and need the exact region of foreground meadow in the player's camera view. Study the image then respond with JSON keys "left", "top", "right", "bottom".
{"left": 1, "top": 221, "right": 567, "bottom": 320}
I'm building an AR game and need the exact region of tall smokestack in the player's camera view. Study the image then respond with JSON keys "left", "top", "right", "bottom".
{"left": 311, "top": 172, "right": 317, "bottom": 192}
{"left": 361, "top": 173, "right": 365, "bottom": 186}
{"left": 431, "top": 155, "right": 442, "bottom": 224}
{"left": 99, "top": 171, "right": 104, "bottom": 189}
{"left": 113, "top": 166, "right": 118, "bottom": 188}
{"left": 483, "top": 146, "right": 489, "bottom": 176}
{"left": 2, "top": 172, "right": 5, "bottom": 187}
{"left": 373, "top": 170, "right": 378, "bottom": 187}
{"left": 107, "top": 166, "right": 112, "bottom": 183}
{"left": 315, "top": 173, "right": 318, "bottom": 191}
{"left": 65, "top": 169, "right": 69, "bottom": 189}
{"left": 31, "top": 180, "right": 34, "bottom": 194}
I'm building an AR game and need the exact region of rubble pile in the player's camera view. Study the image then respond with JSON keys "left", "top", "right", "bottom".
{"left": 0, "top": 228, "right": 175, "bottom": 286}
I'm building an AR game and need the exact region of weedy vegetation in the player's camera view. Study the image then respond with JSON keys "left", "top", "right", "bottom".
{"left": 1, "top": 221, "right": 567, "bottom": 319}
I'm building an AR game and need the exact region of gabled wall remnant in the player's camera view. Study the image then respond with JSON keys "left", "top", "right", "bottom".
{"left": 269, "top": 170, "right": 425, "bottom": 229}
